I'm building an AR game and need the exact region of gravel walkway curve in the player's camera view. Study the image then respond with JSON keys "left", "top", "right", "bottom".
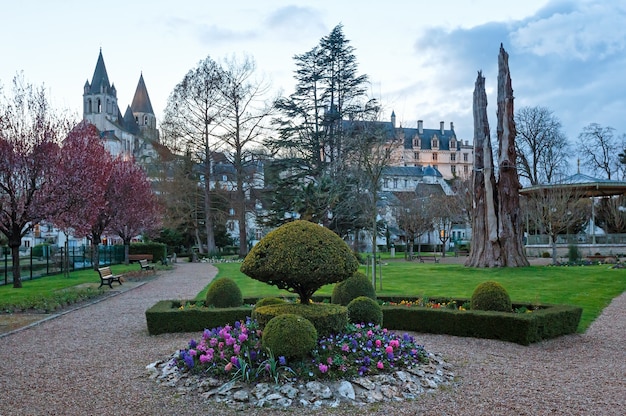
{"left": 0, "top": 262, "right": 624, "bottom": 415}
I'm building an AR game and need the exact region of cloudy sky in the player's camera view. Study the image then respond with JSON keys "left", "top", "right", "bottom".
{"left": 2, "top": 0, "right": 625, "bottom": 166}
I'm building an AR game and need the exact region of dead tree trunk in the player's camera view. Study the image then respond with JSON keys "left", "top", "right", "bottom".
{"left": 465, "top": 72, "right": 501, "bottom": 267}
{"left": 466, "top": 45, "right": 529, "bottom": 267}
{"left": 496, "top": 45, "right": 529, "bottom": 266}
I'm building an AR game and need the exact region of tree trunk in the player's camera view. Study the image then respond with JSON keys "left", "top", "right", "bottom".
{"left": 466, "top": 45, "right": 529, "bottom": 267}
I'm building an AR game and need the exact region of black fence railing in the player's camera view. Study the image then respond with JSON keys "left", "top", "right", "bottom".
{"left": 1, "top": 245, "right": 125, "bottom": 286}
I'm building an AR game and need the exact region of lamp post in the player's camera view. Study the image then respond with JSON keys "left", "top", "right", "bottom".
{"left": 438, "top": 225, "right": 449, "bottom": 257}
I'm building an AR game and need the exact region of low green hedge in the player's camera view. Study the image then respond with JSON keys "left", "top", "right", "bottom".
{"left": 145, "top": 297, "right": 582, "bottom": 345}
{"left": 145, "top": 300, "right": 252, "bottom": 335}
{"left": 382, "top": 300, "right": 582, "bottom": 345}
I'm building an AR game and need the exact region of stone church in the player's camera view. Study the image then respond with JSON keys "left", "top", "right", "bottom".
{"left": 83, "top": 49, "right": 158, "bottom": 164}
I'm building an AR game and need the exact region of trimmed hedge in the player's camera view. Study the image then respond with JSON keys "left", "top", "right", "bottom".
{"left": 382, "top": 299, "right": 582, "bottom": 345}
{"left": 145, "top": 296, "right": 582, "bottom": 345}
{"left": 145, "top": 300, "right": 251, "bottom": 335}
{"left": 253, "top": 303, "right": 347, "bottom": 338}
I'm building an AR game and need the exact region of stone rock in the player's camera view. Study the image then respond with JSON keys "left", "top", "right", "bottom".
{"left": 233, "top": 390, "right": 249, "bottom": 402}
{"left": 337, "top": 381, "right": 355, "bottom": 400}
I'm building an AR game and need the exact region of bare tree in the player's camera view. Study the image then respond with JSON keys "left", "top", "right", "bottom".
{"left": 216, "top": 55, "right": 276, "bottom": 257}
{"left": 515, "top": 106, "right": 569, "bottom": 185}
{"left": 429, "top": 193, "right": 464, "bottom": 257}
{"left": 161, "top": 56, "right": 224, "bottom": 254}
{"left": 596, "top": 195, "right": 626, "bottom": 233}
{"left": 393, "top": 193, "right": 432, "bottom": 258}
{"left": 578, "top": 123, "right": 621, "bottom": 180}
{"left": 523, "top": 187, "right": 589, "bottom": 264}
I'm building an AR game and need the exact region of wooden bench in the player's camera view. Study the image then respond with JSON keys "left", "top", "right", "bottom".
{"left": 139, "top": 259, "right": 154, "bottom": 271}
{"left": 128, "top": 254, "right": 153, "bottom": 262}
{"left": 455, "top": 250, "right": 469, "bottom": 257}
{"left": 97, "top": 267, "right": 123, "bottom": 288}
{"left": 418, "top": 256, "right": 440, "bottom": 263}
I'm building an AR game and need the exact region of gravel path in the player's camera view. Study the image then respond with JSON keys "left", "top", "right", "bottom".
{"left": 0, "top": 262, "right": 624, "bottom": 415}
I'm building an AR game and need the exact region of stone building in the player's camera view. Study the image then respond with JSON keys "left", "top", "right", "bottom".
{"left": 83, "top": 49, "right": 158, "bottom": 164}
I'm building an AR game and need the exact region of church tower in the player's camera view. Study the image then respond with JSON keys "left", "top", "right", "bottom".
{"left": 130, "top": 73, "right": 158, "bottom": 142}
{"left": 83, "top": 49, "right": 119, "bottom": 128}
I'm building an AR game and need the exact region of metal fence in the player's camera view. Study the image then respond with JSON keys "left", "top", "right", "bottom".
{"left": 526, "top": 233, "right": 626, "bottom": 245}
{"left": 1, "top": 245, "right": 125, "bottom": 286}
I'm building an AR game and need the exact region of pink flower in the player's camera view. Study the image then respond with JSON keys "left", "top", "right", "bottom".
{"left": 367, "top": 330, "right": 374, "bottom": 338}
{"left": 377, "top": 361, "right": 384, "bottom": 369}
{"left": 318, "top": 364, "right": 329, "bottom": 373}
{"left": 327, "top": 357, "right": 333, "bottom": 365}
{"left": 209, "top": 338, "right": 218, "bottom": 347}
{"left": 199, "top": 354, "right": 212, "bottom": 364}
{"left": 189, "top": 349, "right": 197, "bottom": 356}
{"left": 375, "top": 339, "right": 382, "bottom": 348}
{"left": 233, "top": 344, "right": 241, "bottom": 355}
{"left": 390, "top": 340, "right": 400, "bottom": 349}
{"left": 225, "top": 337, "right": 236, "bottom": 346}
{"left": 225, "top": 362, "right": 233, "bottom": 372}
{"left": 238, "top": 333, "right": 248, "bottom": 342}
{"left": 385, "top": 345, "right": 394, "bottom": 354}
{"left": 218, "top": 342, "right": 224, "bottom": 351}
{"left": 341, "top": 344, "right": 350, "bottom": 352}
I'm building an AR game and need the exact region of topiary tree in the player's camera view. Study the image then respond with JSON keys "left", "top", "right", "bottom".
{"left": 240, "top": 220, "right": 359, "bottom": 304}
{"left": 470, "top": 281, "right": 512, "bottom": 312}
{"left": 262, "top": 314, "right": 318, "bottom": 359}
{"left": 205, "top": 277, "right": 243, "bottom": 308}
{"left": 347, "top": 296, "right": 383, "bottom": 325}
{"left": 331, "top": 271, "right": 376, "bottom": 306}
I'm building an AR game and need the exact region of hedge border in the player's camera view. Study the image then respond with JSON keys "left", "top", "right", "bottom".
{"left": 145, "top": 296, "right": 582, "bottom": 345}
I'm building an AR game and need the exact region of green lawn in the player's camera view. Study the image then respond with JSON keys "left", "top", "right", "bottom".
{"left": 203, "top": 261, "right": 626, "bottom": 333}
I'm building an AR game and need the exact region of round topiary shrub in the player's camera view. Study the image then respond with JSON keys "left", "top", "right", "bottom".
{"left": 347, "top": 296, "right": 383, "bottom": 325}
{"left": 331, "top": 271, "right": 376, "bottom": 306}
{"left": 254, "top": 297, "right": 286, "bottom": 310}
{"left": 240, "top": 220, "right": 359, "bottom": 304}
{"left": 262, "top": 314, "right": 318, "bottom": 359}
{"left": 470, "top": 281, "right": 512, "bottom": 312}
{"left": 204, "top": 277, "right": 243, "bottom": 308}
{"left": 254, "top": 303, "right": 347, "bottom": 338}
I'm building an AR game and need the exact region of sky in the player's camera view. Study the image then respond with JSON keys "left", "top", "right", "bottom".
{"left": 2, "top": 0, "right": 625, "bottom": 170}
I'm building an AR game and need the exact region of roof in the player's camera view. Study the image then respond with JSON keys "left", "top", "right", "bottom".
{"left": 122, "top": 106, "right": 140, "bottom": 135}
{"left": 520, "top": 173, "right": 626, "bottom": 197}
{"left": 382, "top": 165, "right": 443, "bottom": 178}
{"left": 131, "top": 73, "right": 154, "bottom": 114}
{"left": 89, "top": 50, "right": 114, "bottom": 95}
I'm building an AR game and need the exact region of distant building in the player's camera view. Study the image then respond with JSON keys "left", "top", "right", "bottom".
{"left": 83, "top": 49, "right": 159, "bottom": 164}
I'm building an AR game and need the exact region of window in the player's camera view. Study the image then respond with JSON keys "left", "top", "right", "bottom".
{"left": 393, "top": 178, "right": 398, "bottom": 188}
{"left": 450, "top": 139, "right": 456, "bottom": 149}
{"left": 97, "top": 99, "right": 102, "bottom": 113}
{"left": 383, "top": 178, "right": 389, "bottom": 188}
{"left": 464, "top": 165, "right": 469, "bottom": 174}
{"left": 432, "top": 153, "right": 438, "bottom": 161}
{"left": 413, "top": 138, "right": 420, "bottom": 147}
{"left": 451, "top": 165, "right": 457, "bottom": 175}
{"left": 404, "top": 179, "right": 408, "bottom": 188}
{"left": 432, "top": 139, "right": 438, "bottom": 148}
{"left": 463, "top": 153, "right": 469, "bottom": 162}
{"left": 414, "top": 151, "right": 420, "bottom": 160}
{"left": 229, "top": 208, "right": 235, "bottom": 216}
{"left": 450, "top": 153, "right": 456, "bottom": 162}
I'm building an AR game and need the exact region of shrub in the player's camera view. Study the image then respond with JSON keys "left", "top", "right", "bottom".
{"left": 253, "top": 303, "right": 347, "bottom": 338}
{"left": 240, "top": 220, "right": 359, "bottom": 304}
{"left": 254, "top": 297, "right": 285, "bottom": 310}
{"left": 471, "top": 281, "right": 512, "bottom": 312}
{"left": 205, "top": 277, "right": 243, "bottom": 308}
{"left": 262, "top": 314, "right": 318, "bottom": 359}
{"left": 541, "top": 251, "right": 551, "bottom": 258}
{"left": 347, "top": 296, "right": 383, "bottom": 325}
{"left": 331, "top": 271, "right": 376, "bottom": 306}
{"left": 568, "top": 244, "right": 581, "bottom": 263}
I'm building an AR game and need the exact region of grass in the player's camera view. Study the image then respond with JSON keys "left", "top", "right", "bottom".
{"left": 0, "top": 264, "right": 140, "bottom": 312}
{"left": 203, "top": 261, "right": 626, "bottom": 333}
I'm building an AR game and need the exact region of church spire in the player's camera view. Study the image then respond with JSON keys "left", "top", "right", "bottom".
{"left": 131, "top": 73, "right": 154, "bottom": 114}
{"left": 89, "top": 49, "right": 113, "bottom": 95}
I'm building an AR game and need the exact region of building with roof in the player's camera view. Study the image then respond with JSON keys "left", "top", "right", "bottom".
{"left": 388, "top": 113, "right": 473, "bottom": 180}
{"left": 83, "top": 49, "right": 158, "bottom": 164}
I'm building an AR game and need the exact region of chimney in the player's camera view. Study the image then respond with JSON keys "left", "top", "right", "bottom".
{"left": 440, "top": 121, "right": 445, "bottom": 135}
{"left": 418, "top": 120, "right": 423, "bottom": 134}
{"left": 450, "top": 121, "right": 454, "bottom": 131}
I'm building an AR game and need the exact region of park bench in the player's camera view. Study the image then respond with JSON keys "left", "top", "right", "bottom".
{"left": 97, "top": 267, "right": 123, "bottom": 288}
{"left": 128, "top": 254, "right": 153, "bottom": 262}
{"left": 455, "top": 250, "right": 469, "bottom": 257}
{"left": 139, "top": 259, "right": 155, "bottom": 271}
{"left": 418, "top": 255, "right": 440, "bottom": 263}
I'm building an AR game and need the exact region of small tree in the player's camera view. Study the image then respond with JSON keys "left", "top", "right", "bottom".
{"left": 240, "top": 220, "right": 359, "bottom": 304}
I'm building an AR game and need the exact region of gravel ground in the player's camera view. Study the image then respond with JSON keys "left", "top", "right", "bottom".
{"left": 0, "top": 262, "right": 624, "bottom": 416}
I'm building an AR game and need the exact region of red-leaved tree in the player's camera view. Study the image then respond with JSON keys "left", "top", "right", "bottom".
{"left": 0, "top": 76, "right": 71, "bottom": 288}
{"left": 46, "top": 121, "right": 112, "bottom": 275}
{"left": 108, "top": 157, "right": 161, "bottom": 264}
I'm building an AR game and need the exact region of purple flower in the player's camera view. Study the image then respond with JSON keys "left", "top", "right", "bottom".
{"left": 278, "top": 356, "right": 286, "bottom": 366}
{"left": 183, "top": 352, "right": 194, "bottom": 369}
{"left": 318, "top": 364, "right": 329, "bottom": 373}
{"left": 189, "top": 339, "right": 197, "bottom": 349}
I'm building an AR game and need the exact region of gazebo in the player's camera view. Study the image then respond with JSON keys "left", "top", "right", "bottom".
{"left": 519, "top": 173, "right": 626, "bottom": 255}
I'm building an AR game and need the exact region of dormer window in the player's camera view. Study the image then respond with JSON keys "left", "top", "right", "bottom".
{"left": 450, "top": 138, "right": 456, "bottom": 149}
{"left": 432, "top": 138, "right": 438, "bottom": 148}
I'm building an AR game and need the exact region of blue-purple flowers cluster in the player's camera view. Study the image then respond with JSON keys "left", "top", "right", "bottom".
{"left": 175, "top": 319, "right": 428, "bottom": 382}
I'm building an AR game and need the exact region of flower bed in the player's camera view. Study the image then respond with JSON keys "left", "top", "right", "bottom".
{"left": 145, "top": 296, "right": 582, "bottom": 345}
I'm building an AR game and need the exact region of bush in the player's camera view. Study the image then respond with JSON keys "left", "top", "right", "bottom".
{"left": 253, "top": 303, "right": 347, "bottom": 338}
{"left": 347, "top": 296, "right": 383, "bottom": 325}
{"left": 541, "top": 251, "right": 551, "bottom": 258}
{"left": 262, "top": 314, "right": 318, "bottom": 359}
{"left": 331, "top": 271, "right": 376, "bottom": 306}
{"left": 568, "top": 244, "right": 581, "bottom": 263}
{"left": 205, "top": 277, "right": 243, "bottom": 308}
{"left": 240, "top": 220, "right": 359, "bottom": 304}
{"left": 254, "top": 297, "right": 286, "bottom": 309}
{"left": 471, "top": 281, "right": 512, "bottom": 312}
